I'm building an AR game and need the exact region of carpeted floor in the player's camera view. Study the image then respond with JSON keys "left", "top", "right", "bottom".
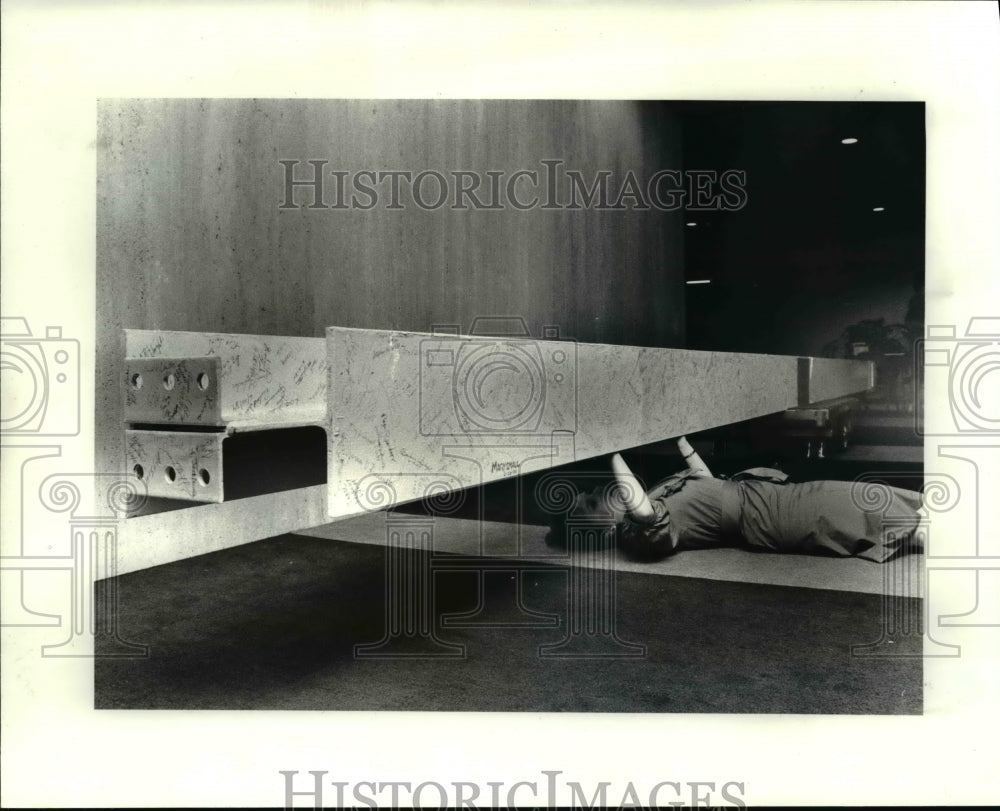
{"left": 300, "top": 512, "right": 924, "bottom": 596}
{"left": 95, "top": 533, "right": 922, "bottom": 713}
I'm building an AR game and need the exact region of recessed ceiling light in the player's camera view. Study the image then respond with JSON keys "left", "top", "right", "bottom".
{"left": 686, "top": 222, "right": 697, "bottom": 227}
{"left": 686, "top": 279, "right": 711, "bottom": 285}
{"left": 841, "top": 137, "right": 859, "bottom": 145}
{"left": 872, "top": 206, "right": 885, "bottom": 212}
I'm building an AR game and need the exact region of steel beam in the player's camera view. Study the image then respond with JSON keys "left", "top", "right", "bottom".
{"left": 117, "top": 486, "right": 328, "bottom": 576}
{"left": 114, "top": 328, "right": 874, "bottom": 572}
{"left": 123, "top": 330, "right": 328, "bottom": 503}
{"left": 326, "top": 327, "right": 875, "bottom": 518}
{"left": 125, "top": 429, "right": 226, "bottom": 502}
{"left": 798, "top": 356, "right": 876, "bottom": 405}
{"left": 124, "top": 330, "right": 327, "bottom": 430}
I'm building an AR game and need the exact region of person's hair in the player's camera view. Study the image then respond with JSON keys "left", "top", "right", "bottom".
{"left": 617, "top": 514, "right": 678, "bottom": 561}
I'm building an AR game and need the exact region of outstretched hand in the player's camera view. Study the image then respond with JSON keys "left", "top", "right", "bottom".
{"left": 676, "top": 436, "right": 712, "bottom": 477}
{"left": 610, "top": 453, "right": 655, "bottom": 525}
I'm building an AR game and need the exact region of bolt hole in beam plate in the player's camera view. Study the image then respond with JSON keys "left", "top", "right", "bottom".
{"left": 123, "top": 330, "right": 327, "bottom": 430}
{"left": 126, "top": 429, "right": 226, "bottom": 502}
{"left": 124, "top": 425, "right": 329, "bottom": 506}
{"left": 125, "top": 357, "right": 224, "bottom": 426}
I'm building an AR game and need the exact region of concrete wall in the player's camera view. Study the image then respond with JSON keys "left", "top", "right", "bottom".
{"left": 97, "top": 99, "right": 685, "bottom": 478}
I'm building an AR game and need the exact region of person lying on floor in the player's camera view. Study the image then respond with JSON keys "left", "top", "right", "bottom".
{"left": 552, "top": 437, "right": 924, "bottom": 563}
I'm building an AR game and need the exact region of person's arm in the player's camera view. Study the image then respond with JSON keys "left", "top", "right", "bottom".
{"left": 609, "top": 453, "right": 655, "bottom": 525}
{"left": 677, "top": 436, "right": 712, "bottom": 477}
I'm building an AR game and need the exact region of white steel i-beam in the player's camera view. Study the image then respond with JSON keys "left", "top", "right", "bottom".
{"left": 116, "top": 326, "right": 873, "bottom": 572}
{"left": 327, "top": 327, "right": 875, "bottom": 518}
{"left": 123, "top": 330, "right": 328, "bottom": 501}
{"left": 124, "top": 330, "right": 327, "bottom": 431}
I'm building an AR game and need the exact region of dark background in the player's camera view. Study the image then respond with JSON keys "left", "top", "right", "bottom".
{"left": 679, "top": 101, "right": 924, "bottom": 357}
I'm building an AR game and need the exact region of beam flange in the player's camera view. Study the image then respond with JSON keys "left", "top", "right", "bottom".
{"left": 124, "top": 330, "right": 327, "bottom": 430}
{"left": 118, "top": 485, "right": 328, "bottom": 575}
{"left": 125, "top": 357, "right": 225, "bottom": 426}
{"left": 125, "top": 429, "right": 226, "bottom": 502}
